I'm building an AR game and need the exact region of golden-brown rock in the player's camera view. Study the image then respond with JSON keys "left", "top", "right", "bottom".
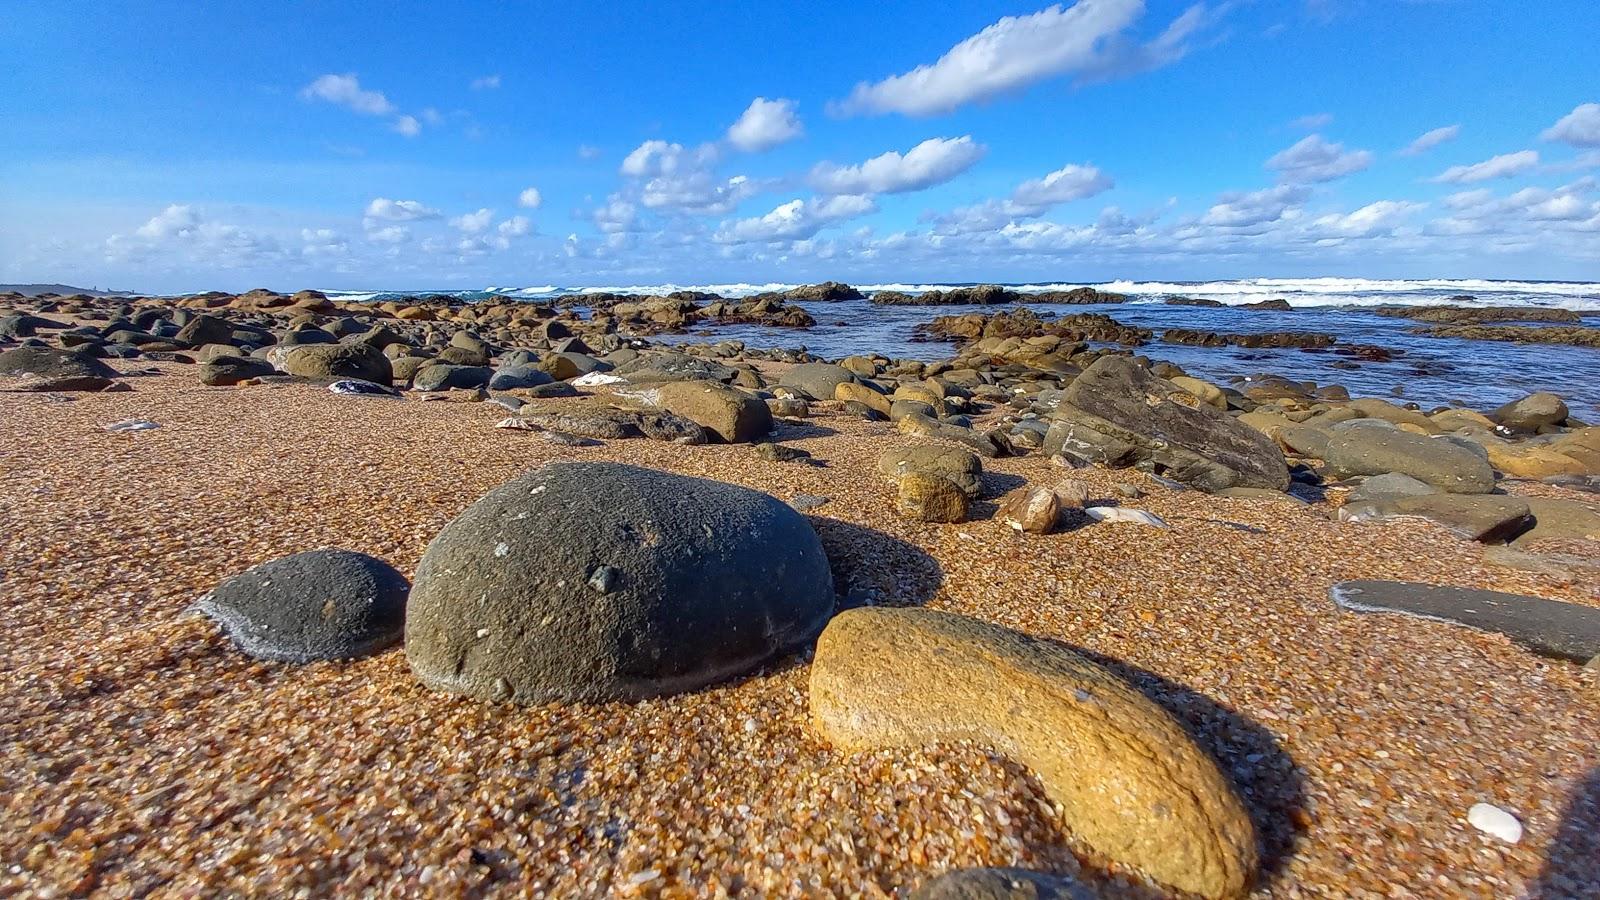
{"left": 810, "top": 608, "right": 1257, "bottom": 899}
{"left": 835, "top": 381, "right": 893, "bottom": 416}
{"left": 997, "top": 486, "right": 1062, "bottom": 534}
{"left": 897, "top": 472, "right": 970, "bottom": 523}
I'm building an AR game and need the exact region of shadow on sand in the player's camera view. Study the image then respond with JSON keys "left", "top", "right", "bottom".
{"left": 1532, "top": 766, "right": 1600, "bottom": 898}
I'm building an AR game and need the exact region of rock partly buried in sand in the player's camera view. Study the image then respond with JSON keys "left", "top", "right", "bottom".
{"left": 1324, "top": 426, "right": 1494, "bottom": 493}
{"left": 1046, "top": 357, "right": 1288, "bottom": 492}
{"left": 199, "top": 354, "right": 276, "bottom": 386}
{"left": 282, "top": 343, "right": 393, "bottom": 385}
{"left": 1340, "top": 494, "right": 1533, "bottom": 543}
{"left": 909, "top": 868, "right": 1098, "bottom": 900}
{"left": 897, "top": 471, "right": 970, "bottom": 523}
{"left": 811, "top": 608, "right": 1256, "bottom": 899}
{"left": 195, "top": 549, "right": 409, "bottom": 662}
{"left": 405, "top": 462, "right": 834, "bottom": 703}
{"left": 1330, "top": 580, "right": 1600, "bottom": 663}
{"left": 878, "top": 445, "right": 984, "bottom": 498}
{"left": 652, "top": 380, "right": 773, "bottom": 443}
{"left": 0, "top": 345, "right": 120, "bottom": 391}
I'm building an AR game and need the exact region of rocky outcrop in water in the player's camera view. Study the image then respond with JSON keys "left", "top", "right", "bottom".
{"left": 872, "top": 285, "right": 1125, "bottom": 306}
{"left": 1162, "top": 328, "right": 1336, "bottom": 349}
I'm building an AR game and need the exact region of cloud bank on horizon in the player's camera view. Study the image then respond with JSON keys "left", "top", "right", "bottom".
{"left": 2, "top": 0, "right": 1598, "bottom": 291}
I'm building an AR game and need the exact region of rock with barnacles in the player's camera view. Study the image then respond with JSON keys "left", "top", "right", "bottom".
{"left": 196, "top": 549, "right": 409, "bottom": 663}
{"left": 405, "top": 462, "right": 834, "bottom": 702}
{"left": 810, "top": 608, "right": 1257, "bottom": 899}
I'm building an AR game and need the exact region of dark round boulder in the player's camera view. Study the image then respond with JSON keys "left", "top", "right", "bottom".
{"left": 411, "top": 363, "right": 492, "bottom": 392}
{"left": 199, "top": 354, "right": 276, "bottom": 386}
{"left": 405, "top": 461, "right": 834, "bottom": 702}
{"left": 282, "top": 343, "right": 393, "bottom": 384}
{"left": 196, "top": 549, "right": 409, "bottom": 662}
{"left": 488, "top": 364, "right": 555, "bottom": 391}
{"left": 0, "top": 345, "right": 118, "bottom": 380}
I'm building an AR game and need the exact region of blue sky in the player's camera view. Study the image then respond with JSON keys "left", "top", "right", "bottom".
{"left": 3, "top": 0, "right": 1598, "bottom": 292}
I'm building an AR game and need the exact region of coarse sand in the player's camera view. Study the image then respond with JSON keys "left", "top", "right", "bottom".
{"left": 2, "top": 368, "right": 1597, "bottom": 898}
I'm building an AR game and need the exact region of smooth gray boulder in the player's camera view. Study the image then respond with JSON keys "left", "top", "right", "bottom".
{"left": 778, "top": 362, "right": 857, "bottom": 401}
{"left": 488, "top": 364, "right": 555, "bottom": 391}
{"left": 405, "top": 462, "right": 834, "bottom": 703}
{"left": 1493, "top": 392, "right": 1568, "bottom": 432}
{"left": 411, "top": 364, "right": 492, "bottom": 392}
{"left": 613, "top": 352, "right": 737, "bottom": 384}
{"left": 196, "top": 549, "right": 409, "bottom": 662}
{"left": 1325, "top": 426, "right": 1495, "bottom": 493}
{"left": 1332, "top": 580, "right": 1600, "bottom": 662}
{"left": 282, "top": 343, "right": 393, "bottom": 385}
{"left": 1346, "top": 472, "right": 1439, "bottom": 504}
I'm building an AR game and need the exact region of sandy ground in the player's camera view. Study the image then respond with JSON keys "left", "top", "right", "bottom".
{"left": 2, "top": 365, "right": 1598, "bottom": 898}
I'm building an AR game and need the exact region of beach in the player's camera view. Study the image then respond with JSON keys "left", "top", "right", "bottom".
{"left": 2, "top": 286, "right": 1599, "bottom": 898}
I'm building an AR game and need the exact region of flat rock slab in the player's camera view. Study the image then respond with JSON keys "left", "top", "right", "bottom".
{"left": 1331, "top": 580, "right": 1600, "bottom": 663}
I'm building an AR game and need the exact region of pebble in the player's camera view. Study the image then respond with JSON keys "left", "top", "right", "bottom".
{"left": 1466, "top": 802, "right": 1523, "bottom": 844}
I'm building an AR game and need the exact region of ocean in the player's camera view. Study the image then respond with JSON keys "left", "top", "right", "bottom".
{"left": 321, "top": 278, "right": 1600, "bottom": 415}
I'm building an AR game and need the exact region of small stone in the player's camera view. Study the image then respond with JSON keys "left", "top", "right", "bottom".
{"left": 1467, "top": 802, "right": 1523, "bottom": 843}
{"left": 587, "top": 565, "right": 620, "bottom": 594}
{"left": 754, "top": 442, "right": 812, "bottom": 463}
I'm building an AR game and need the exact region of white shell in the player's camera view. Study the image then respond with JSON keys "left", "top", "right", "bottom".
{"left": 1467, "top": 802, "right": 1523, "bottom": 843}
{"left": 1084, "top": 506, "right": 1170, "bottom": 529}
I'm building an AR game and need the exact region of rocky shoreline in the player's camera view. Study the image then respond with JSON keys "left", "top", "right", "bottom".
{"left": 2, "top": 284, "right": 1598, "bottom": 897}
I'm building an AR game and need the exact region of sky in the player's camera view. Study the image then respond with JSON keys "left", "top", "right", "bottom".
{"left": 2, "top": 0, "right": 1599, "bottom": 293}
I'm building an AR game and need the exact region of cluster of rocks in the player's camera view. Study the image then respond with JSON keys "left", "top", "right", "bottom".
{"left": 872, "top": 285, "right": 1125, "bottom": 306}
{"left": 192, "top": 458, "right": 1257, "bottom": 898}
{"left": 918, "top": 308, "right": 1150, "bottom": 347}
{"left": 1366, "top": 303, "right": 1600, "bottom": 348}
{"left": 1161, "top": 328, "right": 1336, "bottom": 350}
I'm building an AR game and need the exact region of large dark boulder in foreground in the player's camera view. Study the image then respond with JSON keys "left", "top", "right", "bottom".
{"left": 1045, "top": 356, "right": 1289, "bottom": 492}
{"left": 282, "top": 343, "right": 393, "bottom": 385}
{"left": 196, "top": 549, "right": 409, "bottom": 662}
{"left": 1331, "top": 580, "right": 1600, "bottom": 663}
{"left": 406, "top": 462, "right": 834, "bottom": 703}
{"left": 0, "top": 345, "right": 120, "bottom": 390}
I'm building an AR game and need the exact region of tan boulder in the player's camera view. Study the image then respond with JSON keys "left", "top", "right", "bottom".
{"left": 1513, "top": 497, "right": 1600, "bottom": 546}
{"left": 653, "top": 380, "right": 773, "bottom": 443}
{"left": 1170, "top": 375, "right": 1228, "bottom": 410}
{"left": 810, "top": 608, "right": 1256, "bottom": 899}
{"left": 1479, "top": 439, "right": 1588, "bottom": 478}
{"left": 1347, "top": 399, "right": 1440, "bottom": 433}
{"left": 896, "top": 472, "right": 969, "bottom": 523}
{"left": 1430, "top": 408, "right": 1496, "bottom": 432}
{"left": 834, "top": 381, "right": 892, "bottom": 416}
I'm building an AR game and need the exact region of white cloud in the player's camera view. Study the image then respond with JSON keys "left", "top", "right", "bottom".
{"left": 620, "top": 140, "right": 719, "bottom": 177}
{"left": 300, "top": 74, "right": 395, "bottom": 116}
{"left": 1311, "top": 200, "right": 1425, "bottom": 237}
{"left": 364, "top": 198, "right": 441, "bottom": 222}
{"left": 136, "top": 204, "right": 200, "bottom": 239}
{"left": 715, "top": 195, "right": 877, "bottom": 243}
{"left": 366, "top": 225, "right": 409, "bottom": 244}
{"left": 497, "top": 216, "right": 532, "bottom": 237}
{"left": 1542, "top": 103, "right": 1600, "bottom": 148}
{"left": 831, "top": 0, "right": 1218, "bottom": 117}
{"left": 518, "top": 187, "right": 543, "bottom": 209}
{"left": 1432, "top": 149, "right": 1540, "bottom": 183}
{"left": 1399, "top": 124, "right": 1460, "bottom": 156}
{"left": 593, "top": 196, "right": 639, "bottom": 233}
{"left": 640, "top": 172, "right": 760, "bottom": 214}
{"left": 450, "top": 208, "right": 494, "bottom": 233}
{"left": 809, "top": 137, "right": 986, "bottom": 195}
{"left": 578, "top": 144, "right": 603, "bottom": 161}
{"left": 301, "top": 228, "right": 348, "bottom": 257}
{"left": 393, "top": 115, "right": 421, "bottom": 138}
{"left": 470, "top": 74, "right": 502, "bottom": 90}
{"left": 726, "top": 97, "right": 804, "bottom": 152}
{"left": 1200, "top": 184, "right": 1310, "bottom": 227}
{"left": 1266, "top": 134, "right": 1372, "bottom": 183}
{"left": 1010, "top": 163, "right": 1114, "bottom": 213}
{"left": 1291, "top": 113, "right": 1333, "bottom": 130}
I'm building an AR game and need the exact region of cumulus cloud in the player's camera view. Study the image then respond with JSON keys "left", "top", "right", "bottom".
{"left": 1399, "top": 124, "right": 1460, "bottom": 156}
{"left": 518, "top": 187, "right": 543, "bottom": 209}
{"left": 364, "top": 198, "right": 441, "bottom": 223}
{"left": 392, "top": 115, "right": 421, "bottom": 138}
{"left": 593, "top": 196, "right": 640, "bottom": 233}
{"left": 107, "top": 205, "right": 281, "bottom": 268}
{"left": 365, "top": 225, "right": 409, "bottom": 244}
{"left": 715, "top": 195, "right": 877, "bottom": 243}
{"left": 1432, "top": 149, "right": 1540, "bottom": 183}
{"left": 1542, "top": 102, "right": 1600, "bottom": 148}
{"left": 135, "top": 204, "right": 200, "bottom": 239}
{"left": 809, "top": 137, "right": 986, "bottom": 195}
{"left": 831, "top": 0, "right": 1220, "bottom": 117}
{"left": 1266, "top": 134, "right": 1372, "bottom": 183}
{"left": 620, "top": 140, "right": 720, "bottom": 177}
{"left": 1200, "top": 184, "right": 1310, "bottom": 227}
{"left": 726, "top": 97, "right": 804, "bottom": 152}
{"left": 470, "top": 74, "right": 502, "bottom": 90}
{"left": 300, "top": 74, "right": 395, "bottom": 116}
{"left": 497, "top": 216, "right": 532, "bottom": 237}
{"left": 300, "top": 228, "right": 348, "bottom": 257}
{"left": 640, "top": 172, "right": 761, "bottom": 214}
{"left": 1010, "top": 163, "right": 1115, "bottom": 213}
{"left": 450, "top": 208, "right": 494, "bottom": 234}
{"left": 1310, "top": 200, "right": 1425, "bottom": 237}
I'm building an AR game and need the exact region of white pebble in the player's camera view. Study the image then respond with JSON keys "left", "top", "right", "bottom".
{"left": 1467, "top": 802, "right": 1522, "bottom": 843}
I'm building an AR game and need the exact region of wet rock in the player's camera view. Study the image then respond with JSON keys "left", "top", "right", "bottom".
{"left": 810, "top": 608, "right": 1256, "bottom": 899}
{"left": 195, "top": 549, "right": 408, "bottom": 662}
{"left": 1331, "top": 580, "right": 1600, "bottom": 662}
{"left": 405, "top": 462, "right": 834, "bottom": 702}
